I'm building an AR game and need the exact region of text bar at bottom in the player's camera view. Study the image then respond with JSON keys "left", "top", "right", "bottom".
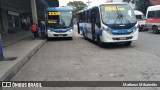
{"left": 0, "top": 81, "right": 160, "bottom": 87}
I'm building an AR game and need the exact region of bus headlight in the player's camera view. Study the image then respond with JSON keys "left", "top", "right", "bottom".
{"left": 68, "top": 29, "right": 73, "bottom": 32}
{"left": 132, "top": 26, "right": 139, "bottom": 33}
{"left": 104, "top": 28, "right": 112, "bottom": 35}
{"left": 47, "top": 30, "right": 52, "bottom": 32}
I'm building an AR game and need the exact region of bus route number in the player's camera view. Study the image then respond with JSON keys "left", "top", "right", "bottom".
{"left": 48, "top": 12, "right": 60, "bottom": 16}
{"left": 105, "top": 6, "right": 125, "bottom": 11}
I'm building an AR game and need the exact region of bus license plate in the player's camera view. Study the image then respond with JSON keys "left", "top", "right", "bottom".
{"left": 119, "top": 37, "right": 126, "bottom": 40}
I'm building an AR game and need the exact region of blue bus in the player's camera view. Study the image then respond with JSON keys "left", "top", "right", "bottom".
{"left": 77, "top": 2, "right": 139, "bottom": 46}
{"left": 46, "top": 7, "right": 73, "bottom": 39}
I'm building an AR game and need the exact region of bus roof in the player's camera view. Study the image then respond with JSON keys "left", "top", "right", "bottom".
{"left": 99, "top": 2, "right": 128, "bottom": 5}
{"left": 47, "top": 7, "right": 73, "bottom": 12}
{"left": 147, "top": 5, "right": 160, "bottom": 11}
{"left": 78, "top": 2, "right": 129, "bottom": 13}
{"left": 134, "top": 10, "right": 144, "bottom": 15}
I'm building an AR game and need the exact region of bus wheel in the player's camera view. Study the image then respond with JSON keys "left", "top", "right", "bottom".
{"left": 139, "top": 27, "right": 143, "bottom": 32}
{"left": 124, "top": 41, "right": 132, "bottom": 46}
{"left": 144, "top": 29, "right": 148, "bottom": 31}
{"left": 97, "top": 36, "right": 104, "bottom": 47}
{"left": 153, "top": 26, "right": 159, "bottom": 34}
{"left": 69, "top": 37, "right": 73, "bottom": 40}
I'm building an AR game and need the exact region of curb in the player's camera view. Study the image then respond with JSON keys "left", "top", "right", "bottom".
{"left": 0, "top": 40, "right": 46, "bottom": 81}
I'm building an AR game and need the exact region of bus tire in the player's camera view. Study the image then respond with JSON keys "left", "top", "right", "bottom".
{"left": 139, "top": 27, "right": 143, "bottom": 32}
{"left": 144, "top": 29, "right": 148, "bottom": 31}
{"left": 69, "top": 37, "right": 73, "bottom": 40}
{"left": 97, "top": 35, "right": 104, "bottom": 47}
{"left": 153, "top": 26, "right": 159, "bottom": 34}
{"left": 124, "top": 41, "right": 132, "bottom": 46}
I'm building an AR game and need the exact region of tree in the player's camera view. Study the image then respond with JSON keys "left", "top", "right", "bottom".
{"left": 122, "top": 0, "right": 150, "bottom": 15}
{"left": 67, "top": 1, "right": 87, "bottom": 15}
{"left": 136, "top": 0, "right": 150, "bottom": 15}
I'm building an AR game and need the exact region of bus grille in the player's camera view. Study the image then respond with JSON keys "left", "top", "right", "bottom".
{"left": 112, "top": 32, "right": 132, "bottom": 35}
{"left": 112, "top": 36, "right": 133, "bottom": 40}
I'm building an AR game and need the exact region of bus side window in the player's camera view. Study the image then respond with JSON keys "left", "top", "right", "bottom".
{"left": 87, "top": 11, "right": 89, "bottom": 23}
{"left": 81, "top": 12, "right": 85, "bottom": 23}
{"left": 77, "top": 14, "right": 80, "bottom": 23}
{"left": 85, "top": 12, "right": 86, "bottom": 23}
{"left": 147, "top": 12, "right": 151, "bottom": 18}
{"left": 94, "top": 8, "right": 101, "bottom": 28}
{"left": 148, "top": 11, "right": 155, "bottom": 18}
{"left": 91, "top": 11, "right": 95, "bottom": 23}
{"left": 155, "top": 10, "right": 160, "bottom": 18}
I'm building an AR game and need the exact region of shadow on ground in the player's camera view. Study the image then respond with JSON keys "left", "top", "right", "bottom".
{"left": 47, "top": 37, "right": 73, "bottom": 41}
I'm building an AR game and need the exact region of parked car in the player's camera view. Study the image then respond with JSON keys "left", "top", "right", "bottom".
{"left": 134, "top": 10, "right": 147, "bottom": 31}
{"left": 146, "top": 5, "right": 160, "bottom": 34}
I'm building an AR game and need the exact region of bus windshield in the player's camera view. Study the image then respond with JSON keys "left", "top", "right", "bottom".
{"left": 100, "top": 4, "right": 137, "bottom": 26}
{"left": 47, "top": 11, "right": 73, "bottom": 29}
{"left": 136, "top": 15, "right": 146, "bottom": 20}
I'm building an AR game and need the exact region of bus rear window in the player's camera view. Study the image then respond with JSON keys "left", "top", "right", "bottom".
{"left": 136, "top": 15, "right": 146, "bottom": 20}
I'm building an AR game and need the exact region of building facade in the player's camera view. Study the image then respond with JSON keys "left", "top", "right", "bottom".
{"left": 0, "top": 0, "right": 59, "bottom": 33}
{"left": 150, "top": 0, "right": 160, "bottom": 5}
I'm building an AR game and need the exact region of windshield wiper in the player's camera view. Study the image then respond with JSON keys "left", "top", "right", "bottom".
{"left": 120, "top": 14, "right": 132, "bottom": 27}
{"left": 111, "top": 5, "right": 121, "bottom": 27}
{"left": 112, "top": 5, "right": 131, "bottom": 27}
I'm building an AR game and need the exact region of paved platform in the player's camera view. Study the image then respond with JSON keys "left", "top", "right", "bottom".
{"left": 0, "top": 37, "right": 46, "bottom": 81}
{"left": 0, "top": 30, "right": 46, "bottom": 81}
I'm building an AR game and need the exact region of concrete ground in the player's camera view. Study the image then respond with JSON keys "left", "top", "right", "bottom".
{"left": 0, "top": 37, "right": 46, "bottom": 81}
{"left": 2, "top": 26, "right": 160, "bottom": 90}
{"left": 0, "top": 29, "right": 46, "bottom": 90}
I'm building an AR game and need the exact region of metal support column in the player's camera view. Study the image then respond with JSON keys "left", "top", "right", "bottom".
{"left": 31, "top": 0, "right": 38, "bottom": 24}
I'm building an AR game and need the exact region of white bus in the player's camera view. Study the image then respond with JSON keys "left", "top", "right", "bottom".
{"left": 77, "top": 2, "right": 139, "bottom": 47}
{"left": 134, "top": 10, "right": 147, "bottom": 31}
{"left": 146, "top": 5, "right": 160, "bottom": 34}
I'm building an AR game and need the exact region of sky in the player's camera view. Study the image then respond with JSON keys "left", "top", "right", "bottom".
{"left": 59, "top": 0, "right": 123, "bottom": 7}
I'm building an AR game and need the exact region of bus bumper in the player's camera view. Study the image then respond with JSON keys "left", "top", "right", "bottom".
{"left": 47, "top": 30, "right": 73, "bottom": 38}
{"left": 101, "top": 30, "right": 138, "bottom": 43}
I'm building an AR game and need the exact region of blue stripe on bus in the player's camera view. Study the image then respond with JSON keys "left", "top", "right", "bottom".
{"left": 79, "top": 26, "right": 136, "bottom": 35}
{"left": 95, "top": 29, "right": 103, "bottom": 36}
{"left": 79, "top": 26, "right": 103, "bottom": 36}
{"left": 47, "top": 27, "right": 72, "bottom": 33}
{"left": 79, "top": 26, "right": 83, "bottom": 31}
{"left": 109, "top": 26, "right": 136, "bottom": 34}
{"left": 86, "top": 28, "right": 103, "bottom": 36}
{"left": 86, "top": 28, "right": 92, "bottom": 33}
